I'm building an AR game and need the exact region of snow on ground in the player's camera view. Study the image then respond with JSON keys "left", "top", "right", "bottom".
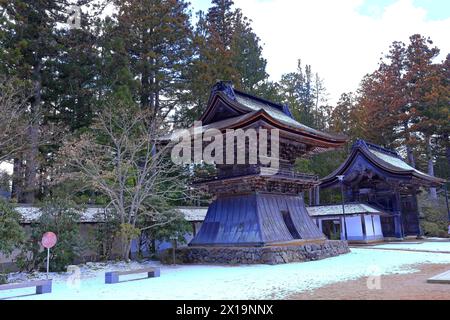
{"left": 2, "top": 247, "right": 450, "bottom": 300}
{"left": 373, "top": 241, "right": 450, "bottom": 252}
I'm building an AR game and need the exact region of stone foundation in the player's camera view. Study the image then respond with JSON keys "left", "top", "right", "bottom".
{"left": 160, "top": 240, "right": 350, "bottom": 265}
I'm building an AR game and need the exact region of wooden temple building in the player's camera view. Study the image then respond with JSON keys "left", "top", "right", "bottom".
{"left": 184, "top": 81, "right": 349, "bottom": 256}
{"left": 319, "top": 139, "right": 446, "bottom": 240}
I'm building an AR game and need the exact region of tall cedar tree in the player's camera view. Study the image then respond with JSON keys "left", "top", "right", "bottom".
{"left": 279, "top": 60, "right": 328, "bottom": 129}
{"left": 106, "top": 0, "right": 194, "bottom": 124}
{"left": 329, "top": 92, "right": 361, "bottom": 149}
{"left": 0, "top": 1, "right": 103, "bottom": 202}
{"left": 405, "top": 35, "right": 445, "bottom": 198}
{"left": 0, "top": 0, "right": 69, "bottom": 203}
{"left": 175, "top": 0, "right": 268, "bottom": 126}
{"left": 338, "top": 34, "right": 448, "bottom": 198}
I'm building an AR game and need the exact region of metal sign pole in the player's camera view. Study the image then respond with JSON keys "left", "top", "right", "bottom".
{"left": 46, "top": 247, "right": 50, "bottom": 279}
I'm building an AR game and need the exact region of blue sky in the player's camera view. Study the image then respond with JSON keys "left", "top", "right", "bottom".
{"left": 357, "top": 0, "right": 450, "bottom": 20}
{"left": 189, "top": 0, "right": 449, "bottom": 103}
{"left": 191, "top": 0, "right": 450, "bottom": 20}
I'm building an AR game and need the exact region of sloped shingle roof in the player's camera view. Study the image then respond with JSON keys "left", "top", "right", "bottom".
{"left": 16, "top": 206, "right": 208, "bottom": 224}
{"left": 321, "top": 139, "right": 445, "bottom": 187}
{"left": 306, "top": 203, "right": 385, "bottom": 217}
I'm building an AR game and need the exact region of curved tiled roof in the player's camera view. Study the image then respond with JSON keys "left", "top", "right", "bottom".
{"left": 200, "top": 82, "right": 347, "bottom": 145}
{"left": 160, "top": 82, "right": 347, "bottom": 150}
{"left": 321, "top": 139, "right": 445, "bottom": 187}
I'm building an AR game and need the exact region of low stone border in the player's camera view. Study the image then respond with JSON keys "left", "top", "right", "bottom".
{"left": 160, "top": 240, "right": 350, "bottom": 265}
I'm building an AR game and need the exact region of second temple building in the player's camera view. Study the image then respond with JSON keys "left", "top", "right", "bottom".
{"left": 319, "top": 140, "right": 445, "bottom": 241}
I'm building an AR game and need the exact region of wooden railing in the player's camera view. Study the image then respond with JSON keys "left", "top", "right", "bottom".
{"left": 195, "top": 166, "right": 318, "bottom": 183}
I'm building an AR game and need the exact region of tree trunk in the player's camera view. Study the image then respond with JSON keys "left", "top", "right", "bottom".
{"left": 404, "top": 121, "right": 415, "bottom": 167}
{"left": 121, "top": 236, "right": 132, "bottom": 261}
{"left": 447, "top": 144, "right": 450, "bottom": 171}
{"left": 445, "top": 133, "right": 450, "bottom": 169}
{"left": 11, "top": 157, "right": 24, "bottom": 202}
{"left": 406, "top": 145, "right": 415, "bottom": 168}
{"left": 23, "top": 60, "right": 42, "bottom": 204}
{"left": 426, "top": 135, "right": 437, "bottom": 199}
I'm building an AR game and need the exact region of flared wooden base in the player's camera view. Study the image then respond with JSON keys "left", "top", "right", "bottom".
{"left": 190, "top": 192, "right": 326, "bottom": 247}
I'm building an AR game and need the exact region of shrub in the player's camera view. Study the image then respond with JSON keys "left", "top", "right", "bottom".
{"left": 16, "top": 198, "right": 86, "bottom": 272}
{"left": 0, "top": 199, "right": 25, "bottom": 282}
{"left": 93, "top": 208, "right": 121, "bottom": 261}
{"left": 0, "top": 273, "right": 7, "bottom": 284}
{"left": 139, "top": 209, "right": 192, "bottom": 256}
{"left": 0, "top": 199, "right": 25, "bottom": 255}
{"left": 419, "top": 192, "right": 449, "bottom": 238}
{"left": 421, "top": 221, "right": 445, "bottom": 237}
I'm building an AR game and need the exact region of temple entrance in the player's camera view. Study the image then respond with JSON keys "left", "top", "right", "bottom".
{"left": 321, "top": 220, "right": 342, "bottom": 240}
{"left": 401, "top": 196, "right": 420, "bottom": 236}
{"left": 380, "top": 216, "right": 396, "bottom": 238}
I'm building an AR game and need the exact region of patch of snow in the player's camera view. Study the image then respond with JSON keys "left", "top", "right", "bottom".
{"left": 373, "top": 242, "right": 450, "bottom": 252}
{"left": 6, "top": 260, "right": 161, "bottom": 284}
{"left": 2, "top": 249, "right": 450, "bottom": 300}
{"left": 425, "top": 237, "right": 449, "bottom": 242}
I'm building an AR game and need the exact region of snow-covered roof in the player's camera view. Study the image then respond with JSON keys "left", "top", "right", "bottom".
{"left": 16, "top": 206, "right": 107, "bottom": 224}
{"left": 321, "top": 139, "right": 445, "bottom": 188}
{"left": 177, "top": 207, "right": 208, "bottom": 222}
{"left": 16, "top": 206, "right": 208, "bottom": 224}
{"left": 306, "top": 203, "right": 384, "bottom": 217}
{"left": 368, "top": 148, "right": 438, "bottom": 181}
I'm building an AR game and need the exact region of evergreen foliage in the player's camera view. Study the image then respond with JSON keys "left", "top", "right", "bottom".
{"left": 16, "top": 198, "right": 85, "bottom": 272}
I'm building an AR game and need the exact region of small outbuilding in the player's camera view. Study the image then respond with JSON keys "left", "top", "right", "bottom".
{"left": 306, "top": 203, "right": 386, "bottom": 243}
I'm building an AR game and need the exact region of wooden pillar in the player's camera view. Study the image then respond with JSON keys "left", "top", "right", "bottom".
{"left": 314, "top": 186, "right": 320, "bottom": 205}
{"left": 371, "top": 215, "right": 376, "bottom": 235}
{"left": 411, "top": 188, "right": 423, "bottom": 238}
{"left": 192, "top": 222, "right": 197, "bottom": 237}
{"left": 361, "top": 214, "right": 367, "bottom": 242}
{"left": 393, "top": 191, "right": 404, "bottom": 239}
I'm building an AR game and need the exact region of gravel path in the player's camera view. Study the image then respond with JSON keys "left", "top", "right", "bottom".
{"left": 290, "top": 263, "right": 450, "bottom": 300}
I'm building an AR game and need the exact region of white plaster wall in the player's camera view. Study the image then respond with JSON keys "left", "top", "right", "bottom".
{"left": 365, "top": 215, "right": 374, "bottom": 237}
{"left": 345, "top": 216, "right": 363, "bottom": 237}
{"left": 373, "top": 215, "right": 383, "bottom": 236}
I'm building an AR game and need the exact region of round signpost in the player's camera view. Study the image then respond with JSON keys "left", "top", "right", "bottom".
{"left": 42, "top": 232, "right": 57, "bottom": 279}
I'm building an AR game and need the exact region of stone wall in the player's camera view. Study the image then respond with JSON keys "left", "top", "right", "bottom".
{"left": 160, "top": 240, "right": 350, "bottom": 265}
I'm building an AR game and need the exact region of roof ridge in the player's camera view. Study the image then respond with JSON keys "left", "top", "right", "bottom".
{"left": 233, "top": 88, "right": 284, "bottom": 109}
{"left": 232, "top": 88, "right": 295, "bottom": 119}
{"left": 353, "top": 139, "right": 399, "bottom": 157}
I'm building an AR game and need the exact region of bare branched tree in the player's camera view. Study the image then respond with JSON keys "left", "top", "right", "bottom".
{"left": 58, "top": 100, "right": 191, "bottom": 259}
{"left": 0, "top": 77, "right": 33, "bottom": 163}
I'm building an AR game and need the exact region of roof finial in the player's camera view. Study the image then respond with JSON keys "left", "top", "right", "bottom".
{"left": 352, "top": 139, "right": 367, "bottom": 150}
{"left": 211, "top": 80, "right": 236, "bottom": 101}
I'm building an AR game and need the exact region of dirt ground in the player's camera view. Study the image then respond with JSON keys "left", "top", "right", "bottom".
{"left": 290, "top": 263, "right": 450, "bottom": 300}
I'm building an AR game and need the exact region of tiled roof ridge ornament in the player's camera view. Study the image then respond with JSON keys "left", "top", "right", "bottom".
{"left": 281, "top": 104, "right": 294, "bottom": 119}
{"left": 352, "top": 139, "right": 399, "bottom": 157}
{"left": 210, "top": 81, "right": 296, "bottom": 120}
{"left": 211, "top": 80, "right": 237, "bottom": 101}
{"left": 352, "top": 138, "right": 368, "bottom": 150}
